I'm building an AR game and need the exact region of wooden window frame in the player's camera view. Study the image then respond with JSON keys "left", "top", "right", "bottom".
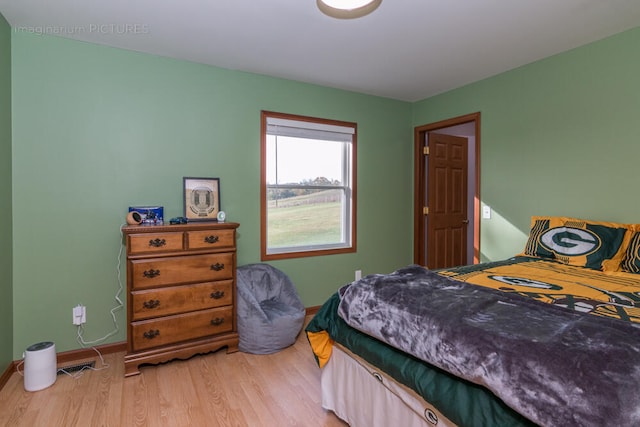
{"left": 260, "top": 110, "right": 357, "bottom": 261}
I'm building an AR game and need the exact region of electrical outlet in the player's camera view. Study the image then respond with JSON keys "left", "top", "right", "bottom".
{"left": 73, "top": 305, "right": 86, "bottom": 325}
{"left": 355, "top": 270, "right": 362, "bottom": 280}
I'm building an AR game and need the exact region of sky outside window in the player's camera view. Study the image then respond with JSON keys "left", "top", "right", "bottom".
{"left": 266, "top": 135, "right": 343, "bottom": 185}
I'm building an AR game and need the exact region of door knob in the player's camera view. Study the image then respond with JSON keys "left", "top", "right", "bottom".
{"left": 462, "top": 219, "right": 469, "bottom": 224}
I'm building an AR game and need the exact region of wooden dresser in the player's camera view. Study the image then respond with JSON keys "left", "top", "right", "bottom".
{"left": 122, "top": 222, "right": 240, "bottom": 376}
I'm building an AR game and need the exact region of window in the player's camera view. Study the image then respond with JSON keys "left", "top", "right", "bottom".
{"left": 261, "top": 111, "right": 357, "bottom": 260}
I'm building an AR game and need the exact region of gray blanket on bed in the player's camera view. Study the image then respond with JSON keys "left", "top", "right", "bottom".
{"left": 337, "top": 265, "right": 640, "bottom": 427}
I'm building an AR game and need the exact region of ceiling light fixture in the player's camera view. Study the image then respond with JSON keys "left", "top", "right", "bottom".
{"left": 317, "top": 0, "right": 382, "bottom": 19}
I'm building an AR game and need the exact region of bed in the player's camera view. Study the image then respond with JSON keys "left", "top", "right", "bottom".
{"left": 306, "top": 216, "right": 640, "bottom": 427}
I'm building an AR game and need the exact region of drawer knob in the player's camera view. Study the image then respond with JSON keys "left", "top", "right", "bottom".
{"left": 210, "top": 263, "right": 225, "bottom": 271}
{"left": 143, "top": 329, "right": 160, "bottom": 339}
{"left": 149, "top": 238, "right": 166, "bottom": 248}
{"left": 210, "top": 318, "right": 225, "bottom": 326}
{"left": 143, "top": 299, "right": 160, "bottom": 309}
{"left": 204, "top": 235, "right": 220, "bottom": 244}
{"left": 143, "top": 269, "right": 161, "bottom": 278}
{"left": 210, "top": 290, "right": 225, "bottom": 299}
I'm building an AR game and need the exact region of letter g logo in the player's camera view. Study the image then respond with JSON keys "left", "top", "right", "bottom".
{"left": 539, "top": 227, "right": 600, "bottom": 256}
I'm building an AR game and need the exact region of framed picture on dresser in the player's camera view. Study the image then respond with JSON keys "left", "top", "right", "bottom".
{"left": 183, "top": 177, "right": 221, "bottom": 221}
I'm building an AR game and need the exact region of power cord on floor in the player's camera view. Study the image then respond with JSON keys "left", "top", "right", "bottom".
{"left": 57, "top": 346, "right": 110, "bottom": 379}
{"left": 15, "top": 359, "right": 24, "bottom": 377}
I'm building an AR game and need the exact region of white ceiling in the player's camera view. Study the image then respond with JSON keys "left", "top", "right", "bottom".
{"left": 1, "top": 0, "right": 640, "bottom": 102}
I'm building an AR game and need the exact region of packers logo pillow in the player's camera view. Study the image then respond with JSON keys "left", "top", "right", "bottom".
{"left": 521, "top": 216, "right": 629, "bottom": 271}
{"left": 620, "top": 231, "right": 640, "bottom": 274}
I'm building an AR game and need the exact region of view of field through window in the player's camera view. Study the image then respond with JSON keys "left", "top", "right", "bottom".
{"left": 267, "top": 135, "right": 346, "bottom": 249}
{"left": 267, "top": 189, "right": 342, "bottom": 248}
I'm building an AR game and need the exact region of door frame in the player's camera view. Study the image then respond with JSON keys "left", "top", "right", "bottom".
{"left": 413, "top": 112, "right": 481, "bottom": 265}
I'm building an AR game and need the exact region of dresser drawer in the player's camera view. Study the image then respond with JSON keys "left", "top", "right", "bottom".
{"left": 131, "top": 306, "right": 234, "bottom": 351}
{"left": 187, "top": 229, "right": 235, "bottom": 250}
{"left": 130, "top": 252, "right": 234, "bottom": 290}
{"left": 131, "top": 280, "right": 233, "bottom": 321}
{"left": 128, "top": 232, "right": 184, "bottom": 255}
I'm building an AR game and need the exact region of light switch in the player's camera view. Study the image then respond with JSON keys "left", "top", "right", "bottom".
{"left": 482, "top": 205, "right": 491, "bottom": 219}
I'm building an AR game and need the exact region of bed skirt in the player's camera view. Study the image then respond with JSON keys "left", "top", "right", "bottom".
{"left": 321, "top": 344, "right": 456, "bottom": 427}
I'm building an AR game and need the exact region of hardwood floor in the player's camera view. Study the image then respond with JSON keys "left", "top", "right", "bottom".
{"left": 0, "top": 324, "right": 347, "bottom": 427}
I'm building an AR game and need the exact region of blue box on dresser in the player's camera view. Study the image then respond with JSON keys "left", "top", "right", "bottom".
{"left": 128, "top": 206, "right": 164, "bottom": 225}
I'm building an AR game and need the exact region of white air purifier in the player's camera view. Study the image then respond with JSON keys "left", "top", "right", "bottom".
{"left": 23, "top": 341, "right": 57, "bottom": 392}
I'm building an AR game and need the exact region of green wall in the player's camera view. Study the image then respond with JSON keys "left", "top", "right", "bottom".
{"left": 0, "top": 14, "right": 12, "bottom": 369}
{"left": 10, "top": 33, "right": 413, "bottom": 358}
{"left": 413, "top": 26, "right": 640, "bottom": 262}
{"left": 8, "top": 22, "right": 640, "bottom": 361}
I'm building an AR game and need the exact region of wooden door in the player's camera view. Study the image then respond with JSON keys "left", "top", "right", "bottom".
{"left": 426, "top": 132, "right": 468, "bottom": 269}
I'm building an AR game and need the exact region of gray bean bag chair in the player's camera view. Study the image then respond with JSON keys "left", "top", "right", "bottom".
{"left": 236, "top": 263, "right": 306, "bottom": 354}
